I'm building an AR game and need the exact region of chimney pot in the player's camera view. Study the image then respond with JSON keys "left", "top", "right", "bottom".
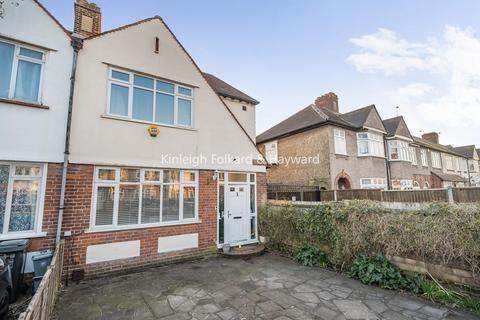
{"left": 74, "top": 0, "right": 101, "bottom": 37}
{"left": 422, "top": 132, "right": 439, "bottom": 144}
{"left": 314, "top": 92, "right": 339, "bottom": 113}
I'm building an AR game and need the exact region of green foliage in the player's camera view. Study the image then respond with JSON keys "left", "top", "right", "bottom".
{"left": 295, "top": 245, "right": 328, "bottom": 267}
{"left": 349, "top": 255, "right": 421, "bottom": 292}
{"left": 421, "top": 280, "right": 480, "bottom": 315}
{"left": 259, "top": 201, "right": 480, "bottom": 276}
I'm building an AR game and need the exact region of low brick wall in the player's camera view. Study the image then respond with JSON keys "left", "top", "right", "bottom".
{"left": 388, "top": 256, "right": 480, "bottom": 288}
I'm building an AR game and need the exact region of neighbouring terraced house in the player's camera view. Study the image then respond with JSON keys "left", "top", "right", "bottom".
{"left": 0, "top": 0, "right": 266, "bottom": 278}
{"left": 257, "top": 92, "right": 472, "bottom": 190}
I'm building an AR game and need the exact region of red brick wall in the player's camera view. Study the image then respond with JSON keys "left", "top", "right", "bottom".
{"left": 61, "top": 164, "right": 218, "bottom": 277}
{"left": 29, "top": 163, "right": 62, "bottom": 252}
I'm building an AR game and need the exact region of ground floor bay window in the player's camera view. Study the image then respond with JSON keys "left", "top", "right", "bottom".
{"left": 217, "top": 172, "right": 257, "bottom": 247}
{"left": 0, "top": 162, "right": 47, "bottom": 238}
{"left": 91, "top": 167, "right": 198, "bottom": 231}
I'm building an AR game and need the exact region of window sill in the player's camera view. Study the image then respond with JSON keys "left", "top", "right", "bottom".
{"left": 101, "top": 114, "right": 197, "bottom": 131}
{"left": 85, "top": 219, "right": 202, "bottom": 234}
{"left": 357, "top": 155, "right": 386, "bottom": 159}
{"left": 0, "top": 231, "right": 47, "bottom": 241}
{"left": 0, "top": 98, "right": 49, "bottom": 110}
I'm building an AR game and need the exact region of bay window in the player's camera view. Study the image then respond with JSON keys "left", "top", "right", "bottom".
{"left": 388, "top": 140, "right": 412, "bottom": 162}
{"left": 420, "top": 149, "right": 428, "bottom": 166}
{"left": 0, "top": 40, "right": 45, "bottom": 103}
{"left": 0, "top": 163, "right": 46, "bottom": 236}
{"left": 357, "top": 132, "right": 384, "bottom": 157}
{"left": 360, "top": 178, "right": 387, "bottom": 189}
{"left": 92, "top": 167, "right": 198, "bottom": 230}
{"left": 107, "top": 68, "right": 193, "bottom": 127}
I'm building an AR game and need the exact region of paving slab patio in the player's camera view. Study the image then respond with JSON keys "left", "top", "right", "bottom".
{"left": 54, "top": 253, "right": 479, "bottom": 320}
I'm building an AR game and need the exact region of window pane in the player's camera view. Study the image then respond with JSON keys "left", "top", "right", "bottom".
{"left": 178, "top": 86, "right": 192, "bottom": 96}
{"left": 162, "top": 185, "right": 179, "bottom": 221}
{"left": 14, "top": 165, "right": 41, "bottom": 176}
{"left": 141, "top": 185, "right": 160, "bottom": 224}
{"left": 19, "top": 47, "right": 43, "bottom": 60}
{"left": 156, "top": 80, "right": 174, "bottom": 93}
{"left": 163, "top": 170, "right": 179, "bottom": 183}
{"left": 9, "top": 180, "right": 38, "bottom": 232}
{"left": 358, "top": 141, "right": 369, "bottom": 154}
{"left": 98, "top": 169, "right": 116, "bottom": 181}
{"left": 112, "top": 70, "right": 129, "bottom": 82}
{"left": 0, "top": 166, "right": 10, "bottom": 234}
{"left": 134, "top": 75, "right": 154, "bottom": 89}
{"left": 250, "top": 184, "right": 255, "bottom": 213}
{"left": 0, "top": 41, "right": 15, "bottom": 98}
{"left": 14, "top": 60, "right": 41, "bottom": 102}
{"left": 144, "top": 170, "right": 160, "bottom": 181}
{"left": 120, "top": 168, "right": 140, "bottom": 182}
{"left": 132, "top": 88, "right": 153, "bottom": 121}
{"left": 218, "top": 185, "right": 224, "bottom": 244}
{"left": 250, "top": 216, "right": 256, "bottom": 239}
{"left": 183, "top": 171, "right": 196, "bottom": 182}
{"left": 110, "top": 84, "right": 129, "bottom": 116}
{"left": 178, "top": 98, "right": 192, "bottom": 126}
{"left": 95, "top": 186, "right": 114, "bottom": 226}
{"left": 250, "top": 174, "right": 255, "bottom": 182}
{"left": 118, "top": 185, "right": 140, "bottom": 225}
{"left": 228, "top": 173, "right": 247, "bottom": 182}
{"left": 183, "top": 186, "right": 195, "bottom": 219}
{"left": 155, "top": 93, "right": 174, "bottom": 124}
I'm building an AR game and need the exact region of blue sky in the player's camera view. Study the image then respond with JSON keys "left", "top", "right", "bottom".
{"left": 42, "top": 0, "right": 480, "bottom": 146}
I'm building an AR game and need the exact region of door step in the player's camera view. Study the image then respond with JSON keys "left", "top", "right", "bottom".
{"left": 220, "top": 243, "right": 265, "bottom": 258}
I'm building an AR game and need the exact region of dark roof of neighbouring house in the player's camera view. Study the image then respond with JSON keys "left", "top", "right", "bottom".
{"left": 431, "top": 171, "right": 467, "bottom": 182}
{"left": 256, "top": 103, "right": 385, "bottom": 144}
{"left": 256, "top": 104, "right": 361, "bottom": 143}
{"left": 413, "top": 136, "right": 465, "bottom": 157}
{"left": 202, "top": 73, "right": 259, "bottom": 105}
{"left": 452, "top": 145, "right": 476, "bottom": 158}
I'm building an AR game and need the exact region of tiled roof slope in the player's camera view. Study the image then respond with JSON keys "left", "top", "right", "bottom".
{"left": 413, "top": 136, "right": 465, "bottom": 157}
{"left": 202, "top": 73, "right": 259, "bottom": 105}
{"left": 431, "top": 171, "right": 467, "bottom": 182}
{"left": 452, "top": 145, "right": 476, "bottom": 158}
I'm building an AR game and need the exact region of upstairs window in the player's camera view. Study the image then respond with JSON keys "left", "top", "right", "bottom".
{"left": 420, "top": 149, "right": 428, "bottom": 166}
{"left": 265, "top": 141, "right": 278, "bottom": 164}
{"left": 108, "top": 68, "right": 194, "bottom": 127}
{"left": 0, "top": 40, "right": 45, "bottom": 103}
{"left": 445, "top": 156, "right": 453, "bottom": 171}
{"left": 431, "top": 152, "right": 441, "bottom": 168}
{"left": 388, "top": 140, "right": 412, "bottom": 162}
{"left": 357, "top": 132, "right": 384, "bottom": 157}
{"left": 411, "top": 147, "right": 417, "bottom": 165}
{"left": 334, "top": 129, "right": 347, "bottom": 155}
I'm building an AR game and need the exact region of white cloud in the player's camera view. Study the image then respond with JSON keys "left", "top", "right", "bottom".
{"left": 347, "top": 26, "right": 480, "bottom": 145}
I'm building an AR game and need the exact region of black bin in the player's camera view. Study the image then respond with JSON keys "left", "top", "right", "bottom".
{"left": 0, "top": 239, "right": 31, "bottom": 301}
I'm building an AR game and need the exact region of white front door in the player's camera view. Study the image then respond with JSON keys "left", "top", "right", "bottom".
{"left": 227, "top": 184, "right": 249, "bottom": 244}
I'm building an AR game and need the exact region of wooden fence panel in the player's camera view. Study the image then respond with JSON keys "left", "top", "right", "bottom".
{"left": 267, "top": 185, "right": 320, "bottom": 202}
{"left": 453, "top": 187, "right": 480, "bottom": 203}
{"left": 18, "top": 240, "right": 65, "bottom": 320}
{"left": 382, "top": 189, "right": 449, "bottom": 203}
{"left": 336, "top": 189, "right": 382, "bottom": 201}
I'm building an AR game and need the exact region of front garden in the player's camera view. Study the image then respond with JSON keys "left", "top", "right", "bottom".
{"left": 259, "top": 200, "right": 480, "bottom": 315}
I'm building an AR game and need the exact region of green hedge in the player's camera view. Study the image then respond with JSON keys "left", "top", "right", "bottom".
{"left": 259, "top": 200, "right": 480, "bottom": 277}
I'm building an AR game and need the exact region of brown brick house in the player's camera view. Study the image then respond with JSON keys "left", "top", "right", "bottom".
{"left": 257, "top": 93, "right": 388, "bottom": 190}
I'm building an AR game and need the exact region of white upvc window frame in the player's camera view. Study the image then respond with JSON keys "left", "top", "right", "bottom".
{"left": 360, "top": 178, "right": 387, "bottom": 189}
{"left": 431, "top": 151, "right": 441, "bottom": 169}
{"left": 106, "top": 67, "right": 194, "bottom": 128}
{"left": 357, "top": 132, "right": 385, "bottom": 158}
{"left": 264, "top": 140, "right": 278, "bottom": 164}
{"left": 90, "top": 167, "right": 199, "bottom": 232}
{"left": 420, "top": 149, "right": 428, "bottom": 167}
{"left": 445, "top": 155, "right": 454, "bottom": 171}
{"left": 0, "top": 39, "right": 46, "bottom": 104}
{"left": 0, "top": 162, "right": 48, "bottom": 239}
{"left": 411, "top": 147, "right": 417, "bottom": 165}
{"left": 333, "top": 128, "right": 347, "bottom": 155}
{"left": 387, "top": 140, "right": 412, "bottom": 162}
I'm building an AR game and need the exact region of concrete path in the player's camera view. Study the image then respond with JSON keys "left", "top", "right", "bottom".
{"left": 54, "top": 253, "right": 478, "bottom": 320}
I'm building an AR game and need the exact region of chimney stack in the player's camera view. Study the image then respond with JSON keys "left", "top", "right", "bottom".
{"left": 314, "top": 92, "right": 339, "bottom": 113}
{"left": 74, "top": 0, "right": 101, "bottom": 37}
{"left": 422, "top": 132, "right": 439, "bottom": 144}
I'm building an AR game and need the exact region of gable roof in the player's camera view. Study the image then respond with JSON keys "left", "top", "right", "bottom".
{"left": 413, "top": 136, "right": 465, "bottom": 157}
{"left": 33, "top": 0, "right": 71, "bottom": 37}
{"left": 383, "top": 116, "right": 412, "bottom": 139}
{"left": 257, "top": 103, "right": 385, "bottom": 144}
{"left": 452, "top": 145, "right": 476, "bottom": 158}
{"left": 202, "top": 73, "right": 259, "bottom": 105}
{"left": 83, "top": 15, "right": 260, "bottom": 150}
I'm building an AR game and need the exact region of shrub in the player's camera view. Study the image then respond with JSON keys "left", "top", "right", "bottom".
{"left": 259, "top": 201, "right": 480, "bottom": 276}
{"left": 295, "top": 245, "right": 328, "bottom": 267}
{"left": 349, "top": 255, "right": 420, "bottom": 292}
